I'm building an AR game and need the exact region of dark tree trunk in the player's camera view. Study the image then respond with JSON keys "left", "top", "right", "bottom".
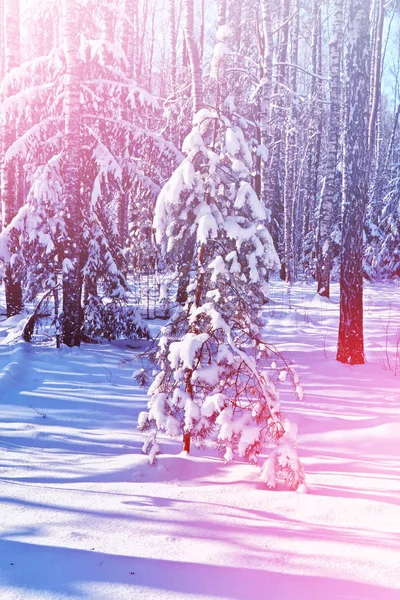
{"left": 337, "top": 0, "right": 370, "bottom": 365}
{"left": 182, "top": 432, "right": 191, "bottom": 453}
{"left": 62, "top": 0, "right": 83, "bottom": 347}
{"left": 2, "top": 0, "right": 23, "bottom": 317}
{"left": 4, "top": 266, "right": 23, "bottom": 317}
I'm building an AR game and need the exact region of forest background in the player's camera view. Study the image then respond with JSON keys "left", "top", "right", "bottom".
{"left": 0, "top": 0, "right": 398, "bottom": 381}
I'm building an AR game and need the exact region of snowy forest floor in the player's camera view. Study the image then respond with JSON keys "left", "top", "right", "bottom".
{"left": 0, "top": 281, "right": 399, "bottom": 600}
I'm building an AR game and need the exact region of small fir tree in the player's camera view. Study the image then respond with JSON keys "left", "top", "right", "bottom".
{"left": 139, "top": 102, "right": 305, "bottom": 490}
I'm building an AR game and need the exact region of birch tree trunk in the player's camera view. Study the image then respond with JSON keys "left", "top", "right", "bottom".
{"left": 337, "top": 0, "right": 370, "bottom": 365}
{"left": 61, "top": 0, "right": 83, "bottom": 347}
{"left": 316, "top": 0, "right": 343, "bottom": 297}
{"left": 1, "top": 0, "right": 23, "bottom": 317}
{"left": 199, "top": 0, "right": 205, "bottom": 62}
{"left": 368, "top": 0, "right": 383, "bottom": 155}
{"left": 366, "top": 0, "right": 384, "bottom": 230}
{"left": 184, "top": 0, "right": 202, "bottom": 115}
{"left": 283, "top": 0, "right": 298, "bottom": 283}
{"left": 302, "top": 0, "right": 322, "bottom": 275}
{"left": 117, "top": 0, "right": 138, "bottom": 249}
{"left": 131, "top": 1, "right": 139, "bottom": 80}
{"left": 168, "top": 0, "right": 177, "bottom": 92}
{"left": 147, "top": 1, "right": 156, "bottom": 89}
{"left": 269, "top": 0, "right": 290, "bottom": 273}
{"left": 138, "top": 0, "right": 149, "bottom": 85}
{"left": 176, "top": 0, "right": 203, "bottom": 306}
{"left": 121, "top": 0, "right": 137, "bottom": 79}
{"left": 259, "top": 0, "right": 274, "bottom": 216}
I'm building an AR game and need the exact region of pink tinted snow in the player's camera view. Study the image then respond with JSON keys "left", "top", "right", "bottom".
{"left": 0, "top": 281, "right": 399, "bottom": 599}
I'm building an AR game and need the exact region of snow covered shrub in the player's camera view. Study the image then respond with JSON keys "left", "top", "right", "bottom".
{"left": 83, "top": 296, "right": 149, "bottom": 341}
{"left": 138, "top": 104, "right": 306, "bottom": 490}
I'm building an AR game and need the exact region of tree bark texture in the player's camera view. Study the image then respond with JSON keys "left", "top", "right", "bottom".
{"left": 168, "top": 0, "right": 177, "bottom": 92}
{"left": 1, "top": 0, "right": 23, "bottom": 317}
{"left": 217, "top": 0, "right": 227, "bottom": 27}
{"left": 184, "top": 0, "right": 202, "bottom": 115}
{"left": 121, "top": 0, "right": 137, "bottom": 78}
{"left": 283, "top": 0, "right": 298, "bottom": 283}
{"left": 259, "top": 0, "right": 274, "bottom": 216}
{"left": 337, "top": 0, "right": 370, "bottom": 365}
{"left": 368, "top": 0, "right": 383, "bottom": 156}
{"left": 176, "top": 0, "right": 203, "bottom": 305}
{"left": 316, "top": 0, "right": 343, "bottom": 297}
{"left": 62, "top": 0, "right": 83, "bottom": 346}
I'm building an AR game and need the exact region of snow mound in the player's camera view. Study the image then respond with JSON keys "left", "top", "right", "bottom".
{"left": 133, "top": 453, "right": 231, "bottom": 485}
{"left": 308, "top": 293, "right": 336, "bottom": 307}
{"left": 279, "top": 310, "right": 305, "bottom": 326}
{"left": 0, "top": 340, "right": 28, "bottom": 393}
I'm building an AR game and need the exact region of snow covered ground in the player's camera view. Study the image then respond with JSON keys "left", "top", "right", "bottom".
{"left": 0, "top": 281, "right": 399, "bottom": 600}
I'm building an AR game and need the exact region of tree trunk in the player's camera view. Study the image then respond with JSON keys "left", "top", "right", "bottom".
{"left": 138, "top": 0, "right": 148, "bottom": 85}
{"left": 182, "top": 432, "right": 191, "bottom": 452}
{"left": 368, "top": 0, "right": 383, "bottom": 156}
{"left": 1, "top": 0, "right": 23, "bottom": 317}
{"left": 62, "top": 0, "right": 83, "bottom": 347}
{"left": 147, "top": 1, "right": 156, "bottom": 89}
{"left": 337, "top": 0, "right": 370, "bottom": 365}
{"left": 302, "top": 0, "right": 323, "bottom": 277}
{"left": 0, "top": 0, "right": 4, "bottom": 81}
{"left": 184, "top": 0, "right": 202, "bottom": 115}
{"left": 283, "top": 0, "right": 298, "bottom": 283}
{"left": 316, "top": 0, "right": 343, "bottom": 297}
{"left": 227, "top": 0, "right": 242, "bottom": 53}
{"left": 259, "top": 0, "right": 274, "bottom": 216}
{"left": 169, "top": 0, "right": 177, "bottom": 92}
{"left": 101, "top": 2, "right": 115, "bottom": 43}
{"left": 217, "top": 0, "right": 227, "bottom": 27}
{"left": 121, "top": 0, "right": 137, "bottom": 78}
{"left": 132, "top": 1, "right": 139, "bottom": 80}
{"left": 4, "top": 0, "right": 19, "bottom": 71}
{"left": 365, "top": 0, "right": 384, "bottom": 231}
{"left": 269, "top": 0, "right": 290, "bottom": 270}
{"left": 176, "top": 0, "right": 203, "bottom": 305}
{"left": 199, "top": 0, "right": 205, "bottom": 62}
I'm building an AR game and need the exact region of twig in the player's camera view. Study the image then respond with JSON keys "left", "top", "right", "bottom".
{"left": 29, "top": 404, "right": 47, "bottom": 419}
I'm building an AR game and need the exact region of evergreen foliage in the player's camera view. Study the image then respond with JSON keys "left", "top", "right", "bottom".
{"left": 139, "top": 100, "right": 305, "bottom": 489}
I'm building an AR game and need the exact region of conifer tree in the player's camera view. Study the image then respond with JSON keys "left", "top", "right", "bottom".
{"left": 139, "top": 26, "right": 305, "bottom": 490}
{"left": 0, "top": 0, "right": 174, "bottom": 342}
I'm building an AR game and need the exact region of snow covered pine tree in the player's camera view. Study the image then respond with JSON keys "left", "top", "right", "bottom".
{"left": 139, "top": 34, "right": 306, "bottom": 489}
{"left": 0, "top": 0, "right": 169, "bottom": 343}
